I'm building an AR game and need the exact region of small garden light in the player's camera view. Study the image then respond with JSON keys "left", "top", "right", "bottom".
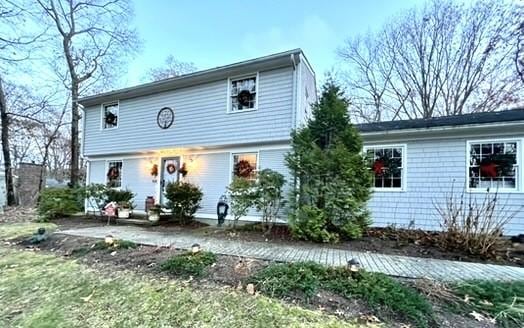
{"left": 216, "top": 195, "right": 229, "bottom": 226}
{"left": 191, "top": 243, "right": 201, "bottom": 254}
{"left": 347, "top": 258, "right": 360, "bottom": 272}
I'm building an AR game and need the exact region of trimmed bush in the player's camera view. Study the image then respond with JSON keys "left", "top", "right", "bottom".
{"left": 165, "top": 181, "right": 203, "bottom": 223}
{"left": 160, "top": 251, "right": 216, "bottom": 277}
{"left": 37, "top": 187, "right": 84, "bottom": 221}
{"left": 227, "top": 177, "right": 256, "bottom": 227}
{"left": 250, "top": 262, "right": 434, "bottom": 327}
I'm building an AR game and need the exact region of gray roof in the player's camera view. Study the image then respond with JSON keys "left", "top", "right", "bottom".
{"left": 79, "top": 49, "right": 305, "bottom": 107}
{"left": 356, "top": 108, "right": 524, "bottom": 133}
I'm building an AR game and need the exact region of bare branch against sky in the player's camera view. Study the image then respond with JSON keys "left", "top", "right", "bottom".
{"left": 338, "top": 0, "right": 521, "bottom": 122}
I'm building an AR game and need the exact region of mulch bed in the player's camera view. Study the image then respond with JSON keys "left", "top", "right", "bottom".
{"left": 6, "top": 231, "right": 495, "bottom": 328}
{"left": 202, "top": 223, "right": 524, "bottom": 267}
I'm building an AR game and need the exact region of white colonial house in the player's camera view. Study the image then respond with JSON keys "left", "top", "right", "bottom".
{"left": 80, "top": 49, "right": 524, "bottom": 235}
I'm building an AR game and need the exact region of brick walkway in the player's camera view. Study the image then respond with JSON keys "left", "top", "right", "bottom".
{"left": 59, "top": 225, "right": 524, "bottom": 281}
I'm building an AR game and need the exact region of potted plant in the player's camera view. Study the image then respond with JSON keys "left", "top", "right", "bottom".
{"left": 148, "top": 204, "right": 162, "bottom": 222}
{"left": 117, "top": 201, "right": 132, "bottom": 219}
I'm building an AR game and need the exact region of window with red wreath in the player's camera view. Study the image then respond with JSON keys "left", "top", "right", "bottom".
{"left": 103, "top": 102, "right": 119, "bottom": 129}
{"left": 232, "top": 152, "right": 257, "bottom": 180}
{"left": 365, "top": 146, "right": 404, "bottom": 189}
{"left": 469, "top": 141, "right": 518, "bottom": 190}
{"left": 106, "top": 161, "right": 123, "bottom": 188}
{"left": 230, "top": 76, "right": 256, "bottom": 112}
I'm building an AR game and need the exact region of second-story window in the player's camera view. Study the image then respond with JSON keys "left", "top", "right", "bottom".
{"left": 103, "top": 102, "right": 119, "bottom": 129}
{"left": 230, "top": 75, "right": 257, "bottom": 112}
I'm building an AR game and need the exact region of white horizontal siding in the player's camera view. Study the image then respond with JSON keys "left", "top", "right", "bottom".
{"left": 85, "top": 146, "right": 292, "bottom": 220}
{"left": 366, "top": 135, "right": 524, "bottom": 235}
{"left": 83, "top": 67, "right": 294, "bottom": 156}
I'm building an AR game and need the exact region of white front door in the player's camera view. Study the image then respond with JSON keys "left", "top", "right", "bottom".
{"left": 160, "top": 157, "right": 180, "bottom": 205}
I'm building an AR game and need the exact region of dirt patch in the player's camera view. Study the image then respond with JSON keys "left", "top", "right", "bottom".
{"left": 7, "top": 232, "right": 495, "bottom": 328}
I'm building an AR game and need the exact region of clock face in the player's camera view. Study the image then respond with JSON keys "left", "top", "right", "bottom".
{"left": 157, "top": 107, "right": 174, "bottom": 129}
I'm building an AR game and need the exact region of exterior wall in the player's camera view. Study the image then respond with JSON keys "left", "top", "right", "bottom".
{"left": 86, "top": 146, "right": 291, "bottom": 219}
{"left": 83, "top": 67, "right": 294, "bottom": 156}
{"left": 365, "top": 135, "right": 524, "bottom": 235}
{"left": 295, "top": 55, "right": 317, "bottom": 127}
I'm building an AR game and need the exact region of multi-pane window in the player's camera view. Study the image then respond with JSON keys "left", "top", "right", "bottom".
{"left": 365, "top": 146, "right": 404, "bottom": 190}
{"left": 468, "top": 141, "right": 518, "bottom": 190}
{"left": 106, "top": 161, "right": 123, "bottom": 188}
{"left": 230, "top": 76, "right": 256, "bottom": 112}
{"left": 103, "top": 102, "right": 119, "bottom": 129}
{"left": 232, "top": 152, "right": 258, "bottom": 180}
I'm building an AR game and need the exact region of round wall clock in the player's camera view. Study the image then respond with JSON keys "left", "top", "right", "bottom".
{"left": 157, "top": 107, "right": 174, "bottom": 129}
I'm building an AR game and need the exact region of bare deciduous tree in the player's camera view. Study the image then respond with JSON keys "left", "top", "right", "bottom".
{"left": 37, "top": 0, "right": 139, "bottom": 186}
{"left": 339, "top": 0, "right": 521, "bottom": 122}
{"left": 144, "top": 55, "right": 197, "bottom": 82}
{"left": 0, "top": 0, "right": 44, "bottom": 205}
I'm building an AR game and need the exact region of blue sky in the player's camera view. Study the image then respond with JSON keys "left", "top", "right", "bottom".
{"left": 125, "top": 0, "right": 424, "bottom": 86}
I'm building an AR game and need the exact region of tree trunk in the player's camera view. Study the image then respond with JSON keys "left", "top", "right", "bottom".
{"left": 0, "top": 77, "right": 16, "bottom": 205}
{"left": 69, "top": 82, "right": 80, "bottom": 187}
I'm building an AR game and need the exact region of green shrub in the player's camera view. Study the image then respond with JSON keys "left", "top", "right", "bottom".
{"left": 160, "top": 251, "right": 216, "bottom": 277}
{"left": 452, "top": 280, "right": 524, "bottom": 327}
{"left": 253, "top": 169, "right": 286, "bottom": 233}
{"left": 105, "top": 189, "right": 135, "bottom": 205}
{"left": 37, "top": 187, "right": 84, "bottom": 221}
{"left": 165, "top": 181, "right": 203, "bottom": 223}
{"left": 71, "top": 239, "right": 137, "bottom": 256}
{"left": 227, "top": 177, "right": 256, "bottom": 227}
{"left": 250, "top": 262, "right": 325, "bottom": 299}
{"left": 289, "top": 206, "right": 339, "bottom": 243}
{"left": 250, "top": 262, "right": 434, "bottom": 327}
{"left": 286, "top": 81, "right": 373, "bottom": 242}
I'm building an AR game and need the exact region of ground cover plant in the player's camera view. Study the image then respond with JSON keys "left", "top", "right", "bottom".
{"left": 161, "top": 251, "right": 217, "bottom": 277}
{"left": 451, "top": 280, "right": 524, "bottom": 327}
{"left": 250, "top": 261, "right": 434, "bottom": 327}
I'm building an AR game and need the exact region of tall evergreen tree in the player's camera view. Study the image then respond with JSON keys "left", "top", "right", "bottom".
{"left": 286, "top": 81, "right": 372, "bottom": 242}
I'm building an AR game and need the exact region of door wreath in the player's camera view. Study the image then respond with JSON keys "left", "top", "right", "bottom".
{"left": 166, "top": 163, "right": 177, "bottom": 175}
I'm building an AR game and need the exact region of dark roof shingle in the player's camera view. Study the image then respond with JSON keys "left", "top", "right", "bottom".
{"left": 356, "top": 108, "right": 524, "bottom": 133}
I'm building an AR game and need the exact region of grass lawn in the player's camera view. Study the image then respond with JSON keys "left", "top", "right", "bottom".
{"left": 0, "top": 222, "right": 57, "bottom": 240}
{"left": 0, "top": 226, "right": 366, "bottom": 328}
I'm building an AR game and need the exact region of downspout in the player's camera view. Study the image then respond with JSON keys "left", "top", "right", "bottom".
{"left": 290, "top": 53, "right": 298, "bottom": 129}
{"left": 289, "top": 53, "right": 299, "bottom": 222}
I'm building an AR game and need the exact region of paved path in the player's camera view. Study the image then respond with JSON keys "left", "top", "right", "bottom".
{"left": 58, "top": 225, "right": 524, "bottom": 282}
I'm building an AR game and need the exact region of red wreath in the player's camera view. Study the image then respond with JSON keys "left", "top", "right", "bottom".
{"left": 372, "top": 160, "right": 385, "bottom": 175}
{"left": 107, "top": 167, "right": 120, "bottom": 180}
{"left": 480, "top": 162, "right": 498, "bottom": 178}
{"left": 235, "top": 160, "right": 254, "bottom": 178}
{"left": 166, "top": 163, "right": 177, "bottom": 175}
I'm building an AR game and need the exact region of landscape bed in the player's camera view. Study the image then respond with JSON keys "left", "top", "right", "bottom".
{"left": 2, "top": 221, "right": 522, "bottom": 327}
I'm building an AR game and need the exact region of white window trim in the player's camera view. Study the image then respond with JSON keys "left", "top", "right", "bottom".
{"left": 363, "top": 144, "right": 407, "bottom": 192}
{"left": 466, "top": 138, "right": 522, "bottom": 193}
{"left": 226, "top": 72, "right": 259, "bottom": 114}
{"left": 105, "top": 159, "right": 123, "bottom": 189}
{"left": 229, "top": 151, "right": 260, "bottom": 184}
{"left": 100, "top": 100, "right": 120, "bottom": 130}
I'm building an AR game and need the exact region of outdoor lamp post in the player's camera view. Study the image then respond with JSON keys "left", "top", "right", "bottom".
{"left": 216, "top": 195, "right": 229, "bottom": 226}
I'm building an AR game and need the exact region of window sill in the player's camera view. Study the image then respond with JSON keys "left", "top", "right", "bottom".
{"left": 467, "top": 188, "right": 522, "bottom": 194}
{"left": 227, "top": 108, "right": 258, "bottom": 114}
{"left": 372, "top": 188, "right": 406, "bottom": 192}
